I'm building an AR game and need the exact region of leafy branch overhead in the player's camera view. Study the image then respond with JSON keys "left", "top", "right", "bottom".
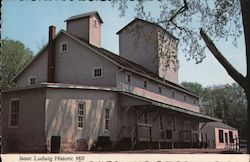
{"left": 112, "top": 0, "right": 242, "bottom": 64}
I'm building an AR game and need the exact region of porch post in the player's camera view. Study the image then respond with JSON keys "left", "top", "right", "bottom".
{"left": 149, "top": 127, "right": 152, "bottom": 149}
{"left": 201, "top": 133, "right": 204, "bottom": 148}
{"left": 190, "top": 131, "right": 193, "bottom": 148}
{"left": 124, "top": 106, "right": 132, "bottom": 136}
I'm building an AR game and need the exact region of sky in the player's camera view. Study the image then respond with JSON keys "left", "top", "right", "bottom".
{"left": 2, "top": 1, "right": 247, "bottom": 87}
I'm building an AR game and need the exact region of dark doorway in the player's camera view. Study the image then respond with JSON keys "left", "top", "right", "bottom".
{"left": 225, "top": 133, "right": 228, "bottom": 144}
{"left": 51, "top": 136, "right": 61, "bottom": 153}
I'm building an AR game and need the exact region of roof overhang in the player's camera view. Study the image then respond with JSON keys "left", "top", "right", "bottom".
{"left": 64, "top": 11, "right": 103, "bottom": 23}
{"left": 3, "top": 82, "right": 221, "bottom": 123}
{"left": 116, "top": 18, "right": 178, "bottom": 41}
{"left": 120, "top": 91, "right": 221, "bottom": 122}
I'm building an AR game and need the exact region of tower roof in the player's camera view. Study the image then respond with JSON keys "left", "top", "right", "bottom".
{"left": 116, "top": 18, "right": 178, "bottom": 40}
{"left": 64, "top": 11, "right": 103, "bottom": 23}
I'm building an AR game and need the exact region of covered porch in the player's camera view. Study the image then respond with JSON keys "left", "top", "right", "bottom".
{"left": 116, "top": 92, "right": 221, "bottom": 150}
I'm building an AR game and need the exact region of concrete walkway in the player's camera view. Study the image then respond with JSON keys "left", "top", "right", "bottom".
{"left": 120, "top": 148, "right": 244, "bottom": 154}
{"left": 84, "top": 148, "right": 246, "bottom": 154}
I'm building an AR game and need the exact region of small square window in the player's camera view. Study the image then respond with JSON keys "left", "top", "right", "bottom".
{"left": 60, "top": 42, "right": 68, "bottom": 53}
{"left": 171, "top": 90, "right": 175, "bottom": 98}
{"left": 94, "top": 20, "right": 98, "bottom": 27}
{"left": 126, "top": 72, "right": 132, "bottom": 83}
{"left": 92, "top": 67, "right": 103, "bottom": 78}
{"left": 184, "top": 95, "right": 187, "bottom": 102}
{"left": 143, "top": 79, "right": 148, "bottom": 88}
{"left": 28, "top": 76, "right": 37, "bottom": 86}
{"left": 158, "top": 85, "right": 162, "bottom": 94}
{"left": 193, "top": 99, "right": 196, "bottom": 105}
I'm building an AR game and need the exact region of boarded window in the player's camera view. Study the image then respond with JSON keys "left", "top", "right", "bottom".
{"left": 10, "top": 99, "right": 19, "bottom": 127}
{"left": 219, "top": 129, "right": 224, "bottom": 143}
{"left": 78, "top": 103, "right": 86, "bottom": 128}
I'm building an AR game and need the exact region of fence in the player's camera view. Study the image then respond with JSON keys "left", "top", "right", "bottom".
{"left": 229, "top": 138, "right": 247, "bottom": 152}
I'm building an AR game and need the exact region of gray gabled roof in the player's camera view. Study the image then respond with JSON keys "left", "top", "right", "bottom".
{"left": 12, "top": 28, "right": 198, "bottom": 99}
{"left": 121, "top": 92, "right": 221, "bottom": 122}
{"left": 116, "top": 18, "right": 178, "bottom": 41}
{"left": 64, "top": 11, "right": 103, "bottom": 23}
{"left": 72, "top": 35, "right": 199, "bottom": 98}
{"left": 206, "top": 122, "right": 237, "bottom": 130}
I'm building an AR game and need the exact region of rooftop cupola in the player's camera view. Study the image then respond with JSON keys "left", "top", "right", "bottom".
{"left": 65, "top": 11, "right": 103, "bottom": 47}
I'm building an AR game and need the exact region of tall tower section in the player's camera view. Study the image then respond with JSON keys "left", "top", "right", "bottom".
{"left": 117, "top": 19, "right": 178, "bottom": 83}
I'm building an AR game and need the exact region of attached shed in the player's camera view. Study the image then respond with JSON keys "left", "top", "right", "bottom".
{"left": 200, "top": 122, "right": 238, "bottom": 149}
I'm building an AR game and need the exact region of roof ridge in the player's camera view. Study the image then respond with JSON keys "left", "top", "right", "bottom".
{"left": 64, "top": 11, "right": 103, "bottom": 23}
{"left": 116, "top": 18, "right": 178, "bottom": 40}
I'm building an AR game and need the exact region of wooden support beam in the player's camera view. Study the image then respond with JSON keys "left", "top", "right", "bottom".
{"left": 199, "top": 122, "right": 207, "bottom": 130}
{"left": 138, "top": 108, "right": 147, "bottom": 119}
{"left": 153, "top": 110, "right": 161, "bottom": 122}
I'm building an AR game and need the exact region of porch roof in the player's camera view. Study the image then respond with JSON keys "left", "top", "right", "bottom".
{"left": 120, "top": 92, "right": 222, "bottom": 122}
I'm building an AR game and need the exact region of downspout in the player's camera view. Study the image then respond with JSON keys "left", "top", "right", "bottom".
{"left": 115, "top": 67, "right": 124, "bottom": 89}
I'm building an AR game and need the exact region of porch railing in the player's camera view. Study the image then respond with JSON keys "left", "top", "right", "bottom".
{"left": 130, "top": 126, "right": 137, "bottom": 150}
{"left": 229, "top": 138, "right": 246, "bottom": 152}
{"left": 137, "top": 123, "right": 152, "bottom": 141}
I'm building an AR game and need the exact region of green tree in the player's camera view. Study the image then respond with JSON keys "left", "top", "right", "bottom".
{"left": 113, "top": 0, "right": 250, "bottom": 152}
{"left": 182, "top": 82, "right": 247, "bottom": 139}
{"left": 181, "top": 82, "right": 203, "bottom": 96}
{"left": 0, "top": 39, "right": 33, "bottom": 90}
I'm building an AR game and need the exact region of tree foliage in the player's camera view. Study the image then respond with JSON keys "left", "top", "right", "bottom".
{"left": 0, "top": 39, "right": 33, "bottom": 90}
{"left": 182, "top": 82, "right": 247, "bottom": 139}
{"left": 112, "top": 0, "right": 242, "bottom": 64}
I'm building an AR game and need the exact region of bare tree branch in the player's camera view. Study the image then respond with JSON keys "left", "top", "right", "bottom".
{"left": 200, "top": 28, "right": 246, "bottom": 88}
{"left": 157, "top": 0, "right": 189, "bottom": 25}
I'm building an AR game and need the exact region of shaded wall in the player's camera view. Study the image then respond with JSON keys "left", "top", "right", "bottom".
{"left": 16, "top": 48, "right": 48, "bottom": 87}
{"left": 2, "top": 88, "right": 46, "bottom": 153}
{"left": 45, "top": 88, "right": 118, "bottom": 151}
{"left": 116, "top": 70, "right": 200, "bottom": 112}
